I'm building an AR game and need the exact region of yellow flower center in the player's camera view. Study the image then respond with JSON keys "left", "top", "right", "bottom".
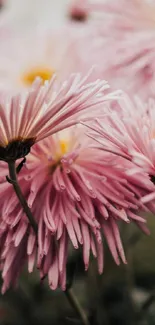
{"left": 55, "top": 139, "right": 69, "bottom": 161}
{"left": 59, "top": 140, "right": 68, "bottom": 155}
{"left": 22, "top": 66, "right": 54, "bottom": 86}
{"left": 48, "top": 139, "right": 69, "bottom": 174}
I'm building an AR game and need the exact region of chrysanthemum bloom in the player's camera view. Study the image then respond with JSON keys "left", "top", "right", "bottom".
{"left": 0, "top": 72, "right": 109, "bottom": 162}
{"left": 85, "top": 93, "right": 155, "bottom": 200}
{"left": 83, "top": 0, "right": 155, "bottom": 100}
{"left": 0, "top": 25, "right": 108, "bottom": 94}
{"left": 0, "top": 125, "right": 154, "bottom": 293}
{"left": 0, "top": 28, "right": 75, "bottom": 93}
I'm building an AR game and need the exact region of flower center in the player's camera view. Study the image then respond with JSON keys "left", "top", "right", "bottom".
{"left": 54, "top": 139, "right": 69, "bottom": 161}
{"left": 48, "top": 139, "right": 69, "bottom": 174}
{"left": 59, "top": 140, "right": 68, "bottom": 156}
{"left": 22, "top": 66, "right": 54, "bottom": 86}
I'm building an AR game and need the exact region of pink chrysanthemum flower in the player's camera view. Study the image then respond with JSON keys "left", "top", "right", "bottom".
{"left": 0, "top": 72, "right": 108, "bottom": 162}
{"left": 0, "top": 28, "right": 79, "bottom": 93}
{"left": 0, "top": 125, "right": 154, "bottom": 293}
{"left": 85, "top": 93, "right": 155, "bottom": 199}
{"left": 67, "top": 0, "right": 155, "bottom": 99}
{"left": 85, "top": 0, "right": 155, "bottom": 99}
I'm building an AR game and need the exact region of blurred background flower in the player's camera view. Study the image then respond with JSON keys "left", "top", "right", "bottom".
{"left": 82, "top": 0, "right": 155, "bottom": 100}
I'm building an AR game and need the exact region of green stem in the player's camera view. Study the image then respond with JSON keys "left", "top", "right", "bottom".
{"left": 7, "top": 160, "right": 38, "bottom": 234}
{"left": 65, "top": 287, "right": 90, "bottom": 325}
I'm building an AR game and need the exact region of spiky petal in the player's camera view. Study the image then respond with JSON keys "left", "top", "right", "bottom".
{"left": 0, "top": 72, "right": 111, "bottom": 161}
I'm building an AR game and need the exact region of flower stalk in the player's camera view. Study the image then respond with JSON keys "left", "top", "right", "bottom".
{"left": 7, "top": 160, "right": 38, "bottom": 234}
{"left": 65, "top": 288, "right": 90, "bottom": 325}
